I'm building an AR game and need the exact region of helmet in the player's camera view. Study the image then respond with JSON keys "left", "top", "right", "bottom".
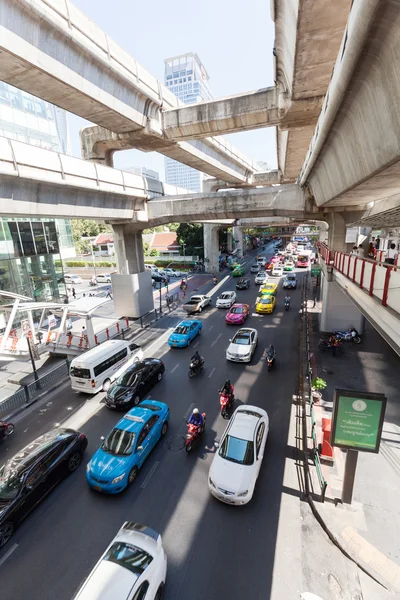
{"left": 193, "top": 408, "right": 199, "bottom": 414}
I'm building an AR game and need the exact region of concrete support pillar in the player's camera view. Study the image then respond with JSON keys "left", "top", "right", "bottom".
{"left": 111, "top": 225, "right": 145, "bottom": 275}
{"left": 233, "top": 226, "right": 243, "bottom": 258}
{"left": 110, "top": 225, "right": 153, "bottom": 318}
{"left": 327, "top": 213, "right": 347, "bottom": 253}
{"left": 203, "top": 224, "right": 220, "bottom": 274}
{"left": 227, "top": 231, "right": 233, "bottom": 252}
{"left": 319, "top": 272, "right": 365, "bottom": 334}
{"left": 85, "top": 316, "right": 96, "bottom": 348}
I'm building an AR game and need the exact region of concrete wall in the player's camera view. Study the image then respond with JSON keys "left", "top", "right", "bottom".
{"left": 319, "top": 274, "right": 364, "bottom": 333}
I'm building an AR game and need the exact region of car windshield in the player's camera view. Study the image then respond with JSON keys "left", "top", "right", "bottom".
{"left": 102, "top": 428, "right": 135, "bottom": 456}
{"left": 0, "top": 465, "right": 23, "bottom": 501}
{"left": 233, "top": 334, "right": 250, "bottom": 345}
{"left": 230, "top": 307, "right": 243, "bottom": 314}
{"left": 220, "top": 294, "right": 232, "bottom": 300}
{"left": 219, "top": 435, "right": 254, "bottom": 465}
{"left": 103, "top": 542, "right": 153, "bottom": 575}
{"left": 260, "top": 297, "right": 272, "bottom": 304}
{"left": 70, "top": 366, "right": 91, "bottom": 379}
{"left": 175, "top": 326, "right": 188, "bottom": 335}
{"left": 116, "top": 370, "right": 140, "bottom": 387}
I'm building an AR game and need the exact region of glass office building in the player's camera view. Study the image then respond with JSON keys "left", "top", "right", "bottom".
{"left": 164, "top": 53, "right": 212, "bottom": 191}
{"left": 0, "top": 82, "right": 75, "bottom": 301}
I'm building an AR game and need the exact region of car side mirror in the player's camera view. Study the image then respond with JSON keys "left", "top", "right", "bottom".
{"left": 214, "top": 441, "right": 219, "bottom": 448}
{"left": 100, "top": 435, "right": 105, "bottom": 441}
{"left": 137, "top": 445, "right": 144, "bottom": 451}
{"left": 229, "top": 339, "right": 232, "bottom": 342}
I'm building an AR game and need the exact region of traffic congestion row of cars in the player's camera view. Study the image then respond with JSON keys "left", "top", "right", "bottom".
{"left": 0, "top": 246, "right": 286, "bottom": 598}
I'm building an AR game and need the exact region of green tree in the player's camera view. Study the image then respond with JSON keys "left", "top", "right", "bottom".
{"left": 150, "top": 248, "right": 159, "bottom": 256}
{"left": 143, "top": 241, "right": 150, "bottom": 256}
{"left": 71, "top": 220, "right": 111, "bottom": 254}
{"left": 176, "top": 223, "right": 204, "bottom": 258}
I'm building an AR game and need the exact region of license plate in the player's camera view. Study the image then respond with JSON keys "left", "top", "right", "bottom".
{"left": 93, "top": 485, "right": 102, "bottom": 491}
{"left": 76, "top": 380, "right": 85, "bottom": 385}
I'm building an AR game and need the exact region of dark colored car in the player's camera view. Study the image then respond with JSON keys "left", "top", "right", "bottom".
{"left": 105, "top": 358, "right": 165, "bottom": 409}
{"left": 236, "top": 277, "right": 251, "bottom": 290}
{"left": 0, "top": 428, "right": 87, "bottom": 548}
{"left": 152, "top": 273, "right": 168, "bottom": 284}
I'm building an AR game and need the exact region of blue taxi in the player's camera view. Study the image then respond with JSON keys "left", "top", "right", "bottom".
{"left": 168, "top": 319, "right": 202, "bottom": 348}
{"left": 86, "top": 400, "right": 169, "bottom": 493}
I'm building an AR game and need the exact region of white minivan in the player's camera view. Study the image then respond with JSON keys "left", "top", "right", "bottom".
{"left": 69, "top": 340, "right": 143, "bottom": 394}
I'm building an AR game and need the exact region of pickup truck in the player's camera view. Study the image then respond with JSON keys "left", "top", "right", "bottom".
{"left": 182, "top": 295, "right": 211, "bottom": 314}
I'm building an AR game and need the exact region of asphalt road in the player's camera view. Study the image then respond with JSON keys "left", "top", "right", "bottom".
{"left": 0, "top": 242, "right": 379, "bottom": 600}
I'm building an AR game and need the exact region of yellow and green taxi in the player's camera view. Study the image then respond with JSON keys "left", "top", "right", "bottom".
{"left": 229, "top": 262, "right": 241, "bottom": 271}
{"left": 232, "top": 265, "right": 245, "bottom": 277}
{"left": 255, "top": 295, "right": 276, "bottom": 314}
{"left": 284, "top": 261, "right": 294, "bottom": 271}
{"left": 259, "top": 282, "right": 278, "bottom": 297}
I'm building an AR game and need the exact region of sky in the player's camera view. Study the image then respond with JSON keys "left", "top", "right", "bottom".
{"left": 67, "top": 0, "right": 277, "bottom": 179}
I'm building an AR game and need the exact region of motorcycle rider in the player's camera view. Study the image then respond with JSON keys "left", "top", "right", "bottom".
{"left": 284, "top": 294, "right": 291, "bottom": 306}
{"left": 191, "top": 350, "right": 203, "bottom": 370}
{"left": 213, "top": 276, "right": 218, "bottom": 285}
{"left": 220, "top": 379, "right": 234, "bottom": 400}
{"left": 188, "top": 408, "right": 204, "bottom": 431}
{"left": 267, "top": 344, "right": 276, "bottom": 360}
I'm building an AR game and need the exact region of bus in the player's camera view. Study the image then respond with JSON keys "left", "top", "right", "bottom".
{"left": 69, "top": 340, "right": 143, "bottom": 394}
{"left": 296, "top": 249, "right": 312, "bottom": 268}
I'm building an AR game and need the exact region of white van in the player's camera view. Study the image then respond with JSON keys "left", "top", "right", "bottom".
{"left": 69, "top": 340, "right": 143, "bottom": 394}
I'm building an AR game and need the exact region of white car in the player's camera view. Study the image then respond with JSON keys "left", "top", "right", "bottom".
{"left": 216, "top": 291, "right": 236, "bottom": 308}
{"left": 64, "top": 274, "right": 82, "bottom": 285}
{"left": 250, "top": 263, "right": 260, "bottom": 273}
{"left": 254, "top": 272, "right": 268, "bottom": 285}
{"left": 208, "top": 406, "right": 269, "bottom": 505}
{"left": 226, "top": 327, "right": 258, "bottom": 362}
{"left": 271, "top": 266, "right": 283, "bottom": 277}
{"left": 96, "top": 273, "right": 112, "bottom": 283}
{"left": 73, "top": 521, "right": 167, "bottom": 600}
{"left": 164, "top": 268, "right": 181, "bottom": 277}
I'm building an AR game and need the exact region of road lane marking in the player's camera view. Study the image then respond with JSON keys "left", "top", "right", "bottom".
{"left": 208, "top": 367, "right": 216, "bottom": 379}
{"left": 0, "top": 543, "right": 18, "bottom": 567}
{"left": 140, "top": 461, "right": 160, "bottom": 489}
{"left": 170, "top": 364, "right": 179, "bottom": 374}
{"left": 184, "top": 403, "right": 195, "bottom": 421}
{"left": 192, "top": 341, "right": 199, "bottom": 348}
{"left": 208, "top": 325, "right": 214, "bottom": 330}
{"left": 145, "top": 395, "right": 151, "bottom": 400}
{"left": 211, "top": 333, "right": 222, "bottom": 348}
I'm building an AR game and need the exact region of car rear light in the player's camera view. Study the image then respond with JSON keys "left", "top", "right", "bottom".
{"left": 91, "top": 379, "right": 95, "bottom": 388}
{"left": 79, "top": 433, "right": 86, "bottom": 440}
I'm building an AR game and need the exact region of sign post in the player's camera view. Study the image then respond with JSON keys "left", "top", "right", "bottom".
{"left": 311, "top": 264, "right": 321, "bottom": 278}
{"left": 331, "top": 389, "right": 387, "bottom": 504}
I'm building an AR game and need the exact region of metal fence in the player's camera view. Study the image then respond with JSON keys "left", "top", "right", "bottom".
{"left": 301, "top": 273, "right": 328, "bottom": 502}
{"left": 0, "top": 360, "right": 70, "bottom": 420}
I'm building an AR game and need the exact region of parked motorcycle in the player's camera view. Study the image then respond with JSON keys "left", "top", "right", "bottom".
{"left": 89, "top": 279, "right": 97, "bottom": 287}
{"left": 219, "top": 387, "right": 234, "bottom": 418}
{"left": 185, "top": 413, "right": 207, "bottom": 453}
{"left": 0, "top": 420, "right": 14, "bottom": 442}
{"left": 333, "top": 327, "right": 361, "bottom": 344}
{"left": 188, "top": 358, "right": 204, "bottom": 378}
{"left": 318, "top": 337, "right": 344, "bottom": 353}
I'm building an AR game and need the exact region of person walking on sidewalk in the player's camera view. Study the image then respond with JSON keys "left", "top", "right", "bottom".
{"left": 106, "top": 287, "right": 113, "bottom": 299}
{"left": 72, "top": 287, "right": 76, "bottom": 300}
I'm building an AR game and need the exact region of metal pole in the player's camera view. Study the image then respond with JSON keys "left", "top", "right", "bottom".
{"left": 342, "top": 449, "right": 359, "bottom": 504}
{"left": 91, "top": 243, "right": 97, "bottom": 279}
{"left": 27, "top": 337, "right": 40, "bottom": 385}
{"left": 159, "top": 281, "right": 162, "bottom": 315}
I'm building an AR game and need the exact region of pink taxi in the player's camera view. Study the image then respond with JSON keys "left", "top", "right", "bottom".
{"left": 225, "top": 303, "right": 250, "bottom": 325}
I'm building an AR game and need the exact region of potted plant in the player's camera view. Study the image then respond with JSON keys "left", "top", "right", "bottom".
{"left": 311, "top": 377, "right": 327, "bottom": 402}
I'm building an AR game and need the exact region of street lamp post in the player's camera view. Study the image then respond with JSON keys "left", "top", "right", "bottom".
{"left": 91, "top": 243, "right": 97, "bottom": 279}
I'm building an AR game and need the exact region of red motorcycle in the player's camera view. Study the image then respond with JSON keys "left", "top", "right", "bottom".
{"left": 185, "top": 413, "right": 206, "bottom": 453}
{"left": 0, "top": 420, "right": 15, "bottom": 441}
{"left": 219, "top": 386, "right": 234, "bottom": 418}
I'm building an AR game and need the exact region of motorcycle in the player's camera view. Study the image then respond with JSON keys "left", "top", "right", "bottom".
{"left": 213, "top": 277, "right": 218, "bottom": 285}
{"left": 89, "top": 279, "right": 97, "bottom": 287}
{"left": 188, "top": 358, "right": 204, "bottom": 378}
{"left": 333, "top": 327, "right": 361, "bottom": 344}
{"left": 219, "top": 387, "right": 234, "bottom": 418}
{"left": 0, "top": 420, "right": 15, "bottom": 441}
{"left": 318, "top": 337, "right": 344, "bottom": 353}
{"left": 266, "top": 350, "right": 276, "bottom": 371}
{"left": 284, "top": 299, "right": 290, "bottom": 311}
{"left": 185, "top": 413, "right": 207, "bottom": 453}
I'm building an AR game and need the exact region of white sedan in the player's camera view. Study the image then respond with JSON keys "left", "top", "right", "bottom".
{"left": 64, "top": 274, "right": 82, "bottom": 285}
{"left": 271, "top": 265, "right": 283, "bottom": 277}
{"left": 73, "top": 521, "right": 167, "bottom": 600}
{"left": 226, "top": 327, "right": 258, "bottom": 362}
{"left": 208, "top": 406, "right": 269, "bottom": 505}
{"left": 254, "top": 272, "right": 268, "bottom": 285}
{"left": 216, "top": 291, "right": 236, "bottom": 308}
{"left": 164, "top": 268, "right": 182, "bottom": 277}
{"left": 96, "top": 273, "right": 112, "bottom": 283}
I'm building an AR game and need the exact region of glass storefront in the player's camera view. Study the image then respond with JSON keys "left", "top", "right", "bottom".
{"left": 0, "top": 219, "right": 67, "bottom": 301}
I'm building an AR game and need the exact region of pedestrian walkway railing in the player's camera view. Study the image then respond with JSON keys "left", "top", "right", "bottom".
{"left": 0, "top": 360, "right": 70, "bottom": 419}
{"left": 301, "top": 273, "right": 328, "bottom": 502}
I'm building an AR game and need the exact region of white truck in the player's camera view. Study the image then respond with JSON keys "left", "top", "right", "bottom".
{"left": 182, "top": 295, "right": 211, "bottom": 314}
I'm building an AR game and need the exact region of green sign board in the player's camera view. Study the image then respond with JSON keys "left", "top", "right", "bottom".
{"left": 311, "top": 264, "right": 321, "bottom": 277}
{"left": 331, "top": 389, "right": 386, "bottom": 453}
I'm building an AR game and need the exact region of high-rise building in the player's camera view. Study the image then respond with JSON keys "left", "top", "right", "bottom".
{"left": 0, "top": 82, "right": 75, "bottom": 302}
{"left": 125, "top": 167, "right": 160, "bottom": 180}
{"left": 164, "top": 53, "right": 212, "bottom": 191}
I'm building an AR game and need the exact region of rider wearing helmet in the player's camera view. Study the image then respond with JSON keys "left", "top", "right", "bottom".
{"left": 188, "top": 408, "right": 204, "bottom": 428}
{"left": 284, "top": 294, "right": 291, "bottom": 304}
{"left": 267, "top": 344, "right": 275, "bottom": 359}
{"left": 191, "top": 350, "right": 202, "bottom": 367}
{"left": 220, "top": 379, "right": 234, "bottom": 399}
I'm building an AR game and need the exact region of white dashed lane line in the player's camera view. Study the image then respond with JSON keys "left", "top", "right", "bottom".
{"left": 140, "top": 461, "right": 160, "bottom": 489}
{"left": 208, "top": 367, "right": 216, "bottom": 379}
{"left": 211, "top": 333, "right": 222, "bottom": 348}
{"left": 0, "top": 544, "right": 18, "bottom": 568}
{"left": 170, "top": 364, "right": 179, "bottom": 374}
{"left": 184, "top": 403, "right": 195, "bottom": 421}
